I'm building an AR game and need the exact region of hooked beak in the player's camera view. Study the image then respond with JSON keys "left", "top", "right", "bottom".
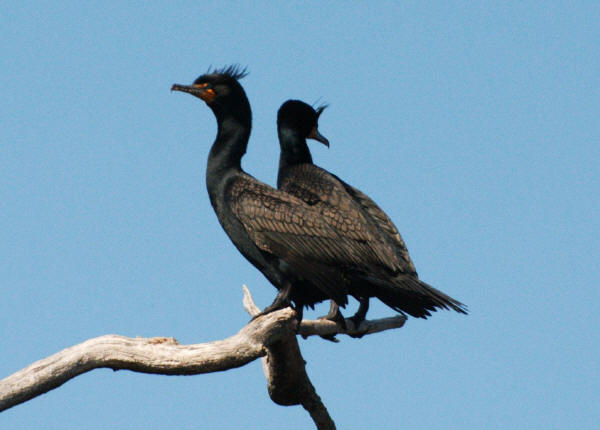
{"left": 307, "top": 126, "right": 329, "bottom": 147}
{"left": 171, "top": 83, "right": 198, "bottom": 95}
{"left": 171, "top": 84, "right": 215, "bottom": 103}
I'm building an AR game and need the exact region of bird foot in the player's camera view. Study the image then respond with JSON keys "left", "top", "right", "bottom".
{"left": 347, "top": 314, "right": 368, "bottom": 338}
{"left": 316, "top": 307, "right": 346, "bottom": 342}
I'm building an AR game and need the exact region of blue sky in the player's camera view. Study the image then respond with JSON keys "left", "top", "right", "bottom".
{"left": 2, "top": 2, "right": 598, "bottom": 429}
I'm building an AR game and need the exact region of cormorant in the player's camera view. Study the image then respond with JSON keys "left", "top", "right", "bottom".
{"left": 276, "top": 100, "right": 467, "bottom": 323}
{"left": 172, "top": 67, "right": 372, "bottom": 320}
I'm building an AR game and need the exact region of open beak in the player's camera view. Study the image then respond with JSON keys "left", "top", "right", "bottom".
{"left": 308, "top": 126, "right": 329, "bottom": 147}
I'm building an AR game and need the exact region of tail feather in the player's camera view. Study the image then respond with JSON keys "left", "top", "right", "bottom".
{"left": 357, "top": 274, "right": 467, "bottom": 319}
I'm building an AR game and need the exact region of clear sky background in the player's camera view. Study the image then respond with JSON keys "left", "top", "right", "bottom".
{"left": 2, "top": 2, "right": 598, "bottom": 429}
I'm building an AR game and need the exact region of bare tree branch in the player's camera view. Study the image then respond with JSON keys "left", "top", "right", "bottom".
{"left": 243, "top": 286, "right": 336, "bottom": 429}
{"left": 1, "top": 286, "right": 407, "bottom": 430}
{"left": 0, "top": 308, "right": 292, "bottom": 412}
{"left": 241, "top": 285, "right": 407, "bottom": 339}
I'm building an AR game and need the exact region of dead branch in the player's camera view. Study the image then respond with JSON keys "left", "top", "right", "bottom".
{"left": 242, "top": 286, "right": 336, "bottom": 429}
{"left": 1, "top": 286, "right": 407, "bottom": 430}
{"left": 242, "top": 285, "right": 407, "bottom": 339}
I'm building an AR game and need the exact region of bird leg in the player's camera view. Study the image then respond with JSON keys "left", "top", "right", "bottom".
{"left": 291, "top": 301, "right": 304, "bottom": 323}
{"left": 318, "top": 301, "right": 346, "bottom": 327}
{"left": 316, "top": 300, "right": 346, "bottom": 342}
{"left": 252, "top": 281, "right": 294, "bottom": 320}
{"left": 348, "top": 298, "right": 370, "bottom": 338}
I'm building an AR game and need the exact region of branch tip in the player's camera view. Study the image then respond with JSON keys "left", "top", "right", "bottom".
{"left": 242, "top": 284, "right": 261, "bottom": 316}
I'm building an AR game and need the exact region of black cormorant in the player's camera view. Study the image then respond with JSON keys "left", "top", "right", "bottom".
{"left": 276, "top": 100, "right": 467, "bottom": 323}
{"left": 172, "top": 67, "right": 375, "bottom": 320}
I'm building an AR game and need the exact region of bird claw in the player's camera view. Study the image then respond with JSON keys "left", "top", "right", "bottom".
{"left": 315, "top": 307, "right": 346, "bottom": 342}
{"left": 347, "top": 315, "right": 369, "bottom": 338}
{"left": 318, "top": 334, "right": 340, "bottom": 343}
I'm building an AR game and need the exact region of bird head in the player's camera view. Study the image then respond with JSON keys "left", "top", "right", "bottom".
{"left": 171, "top": 65, "right": 249, "bottom": 115}
{"left": 277, "top": 100, "right": 329, "bottom": 147}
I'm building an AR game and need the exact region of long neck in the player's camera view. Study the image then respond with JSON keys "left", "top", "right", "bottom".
{"left": 277, "top": 128, "right": 312, "bottom": 174}
{"left": 206, "top": 96, "right": 252, "bottom": 200}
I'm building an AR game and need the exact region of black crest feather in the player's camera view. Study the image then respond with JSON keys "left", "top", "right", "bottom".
{"left": 210, "top": 64, "right": 249, "bottom": 80}
{"left": 193, "top": 65, "right": 249, "bottom": 87}
{"left": 315, "top": 103, "right": 329, "bottom": 118}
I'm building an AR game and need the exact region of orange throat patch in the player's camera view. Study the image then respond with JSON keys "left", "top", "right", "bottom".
{"left": 200, "top": 88, "right": 215, "bottom": 103}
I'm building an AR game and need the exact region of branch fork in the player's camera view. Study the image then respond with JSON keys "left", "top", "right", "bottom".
{"left": 1, "top": 286, "right": 406, "bottom": 430}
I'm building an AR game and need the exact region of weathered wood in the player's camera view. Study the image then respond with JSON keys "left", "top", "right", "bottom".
{"left": 1, "top": 286, "right": 407, "bottom": 430}
{"left": 242, "top": 286, "right": 336, "bottom": 430}
{"left": 242, "top": 284, "right": 407, "bottom": 339}
{"left": 0, "top": 308, "right": 292, "bottom": 412}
